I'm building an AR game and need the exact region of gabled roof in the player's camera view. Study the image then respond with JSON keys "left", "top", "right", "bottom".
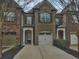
{"left": 15, "top": 0, "right": 71, "bottom": 13}
{"left": 22, "top": 0, "right": 57, "bottom": 13}
{"left": 3, "top": 0, "right": 21, "bottom": 10}
{"left": 61, "top": 1, "right": 78, "bottom": 13}
{"left": 34, "top": 0, "right": 57, "bottom": 11}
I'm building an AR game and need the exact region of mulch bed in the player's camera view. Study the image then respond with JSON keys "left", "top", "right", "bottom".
{"left": 53, "top": 44, "right": 79, "bottom": 59}
{"left": 1, "top": 45, "right": 23, "bottom": 59}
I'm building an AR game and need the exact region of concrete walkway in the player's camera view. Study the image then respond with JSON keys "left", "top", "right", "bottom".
{"left": 13, "top": 45, "right": 77, "bottom": 59}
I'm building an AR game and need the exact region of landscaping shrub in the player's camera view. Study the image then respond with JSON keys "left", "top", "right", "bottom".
{"left": 54, "top": 39, "right": 69, "bottom": 48}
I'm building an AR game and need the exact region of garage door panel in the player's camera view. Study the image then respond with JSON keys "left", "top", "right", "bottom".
{"left": 38, "top": 35, "right": 44, "bottom": 41}
{"left": 38, "top": 32, "right": 53, "bottom": 45}
{"left": 70, "top": 34, "right": 78, "bottom": 45}
{"left": 39, "top": 41, "right": 46, "bottom": 45}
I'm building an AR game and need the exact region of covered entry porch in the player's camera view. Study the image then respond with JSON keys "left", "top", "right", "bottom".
{"left": 23, "top": 28, "right": 33, "bottom": 45}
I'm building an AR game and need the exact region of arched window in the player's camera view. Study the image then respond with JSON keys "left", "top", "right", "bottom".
{"left": 56, "top": 18, "right": 63, "bottom": 26}
{"left": 4, "top": 12, "right": 16, "bottom": 21}
{"left": 40, "top": 13, "right": 51, "bottom": 23}
{"left": 71, "top": 14, "right": 78, "bottom": 23}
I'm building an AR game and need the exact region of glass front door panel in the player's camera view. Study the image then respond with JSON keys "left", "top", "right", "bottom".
{"left": 25, "top": 30, "right": 32, "bottom": 44}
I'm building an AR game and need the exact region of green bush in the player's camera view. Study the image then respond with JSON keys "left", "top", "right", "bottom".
{"left": 54, "top": 39, "right": 68, "bottom": 47}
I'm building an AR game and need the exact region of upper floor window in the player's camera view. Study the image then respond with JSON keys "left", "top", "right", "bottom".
{"left": 56, "top": 18, "right": 63, "bottom": 26}
{"left": 40, "top": 13, "right": 51, "bottom": 23}
{"left": 56, "top": 18, "right": 60, "bottom": 25}
{"left": 4, "top": 12, "right": 16, "bottom": 21}
{"left": 25, "top": 16, "right": 32, "bottom": 24}
{"left": 71, "top": 14, "right": 78, "bottom": 23}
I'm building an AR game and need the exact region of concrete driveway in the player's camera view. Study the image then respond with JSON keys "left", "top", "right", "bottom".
{"left": 13, "top": 45, "right": 77, "bottom": 59}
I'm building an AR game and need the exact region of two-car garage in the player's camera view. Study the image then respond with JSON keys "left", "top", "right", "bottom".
{"left": 38, "top": 31, "right": 53, "bottom": 45}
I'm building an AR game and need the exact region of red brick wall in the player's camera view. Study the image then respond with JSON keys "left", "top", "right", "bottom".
{"left": 66, "top": 12, "right": 79, "bottom": 51}
{"left": 2, "top": 8, "right": 22, "bottom": 45}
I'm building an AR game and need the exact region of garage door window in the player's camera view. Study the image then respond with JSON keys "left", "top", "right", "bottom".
{"left": 40, "top": 33, "right": 45, "bottom": 35}
{"left": 46, "top": 33, "right": 51, "bottom": 35}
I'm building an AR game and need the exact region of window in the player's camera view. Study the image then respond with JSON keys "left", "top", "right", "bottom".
{"left": 71, "top": 14, "right": 78, "bottom": 23}
{"left": 40, "top": 13, "right": 51, "bottom": 23}
{"left": 56, "top": 18, "right": 63, "bottom": 26}
{"left": 4, "top": 12, "right": 16, "bottom": 21}
{"left": 56, "top": 18, "right": 60, "bottom": 25}
{"left": 25, "top": 16, "right": 32, "bottom": 24}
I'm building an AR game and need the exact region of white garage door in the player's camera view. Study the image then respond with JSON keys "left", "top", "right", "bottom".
{"left": 38, "top": 31, "right": 53, "bottom": 45}
{"left": 70, "top": 34, "right": 78, "bottom": 45}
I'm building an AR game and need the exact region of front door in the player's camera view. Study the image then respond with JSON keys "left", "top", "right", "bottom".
{"left": 25, "top": 30, "right": 32, "bottom": 44}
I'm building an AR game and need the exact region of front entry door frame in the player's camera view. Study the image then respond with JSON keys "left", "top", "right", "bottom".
{"left": 23, "top": 28, "right": 33, "bottom": 45}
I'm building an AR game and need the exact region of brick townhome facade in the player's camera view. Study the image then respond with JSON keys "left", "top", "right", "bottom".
{"left": 1, "top": 0, "right": 79, "bottom": 52}
{"left": 2, "top": 0, "right": 23, "bottom": 45}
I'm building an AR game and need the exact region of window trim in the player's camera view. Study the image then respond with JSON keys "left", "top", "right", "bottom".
{"left": 39, "top": 12, "right": 52, "bottom": 23}
{"left": 25, "top": 16, "right": 33, "bottom": 25}
{"left": 71, "top": 14, "right": 79, "bottom": 24}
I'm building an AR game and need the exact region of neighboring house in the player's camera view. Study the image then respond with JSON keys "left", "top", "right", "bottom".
{"left": 61, "top": 1, "right": 79, "bottom": 52}
{"left": 2, "top": 0, "right": 23, "bottom": 46}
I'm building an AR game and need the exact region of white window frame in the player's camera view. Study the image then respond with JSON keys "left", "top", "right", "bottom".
{"left": 71, "top": 14, "right": 78, "bottom": 23}
{"left": 4, "top": 12, "right": 16, "bottom": 21}
{"left": 26, "top": 16, "right": 32, "bottom": 25}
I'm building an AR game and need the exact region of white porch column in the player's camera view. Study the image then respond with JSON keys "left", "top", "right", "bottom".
{"left": 23, "top": 29, "right": 25, "bottom": 45}
{"left": 63, "top": 29, "right": 66, "bottom": 40}
{"left": 57, "top": 29, "right": 58, "bottom": 39}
